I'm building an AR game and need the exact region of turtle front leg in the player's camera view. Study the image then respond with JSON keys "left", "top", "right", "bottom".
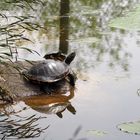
{"left": 67, "top": 72, "right": 77, "bottom": 86}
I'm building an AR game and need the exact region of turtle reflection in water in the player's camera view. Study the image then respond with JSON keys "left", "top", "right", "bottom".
{"left": 32, "top": 102, "right": 76, "bottom": 118}
{"left": 22, "top": 80, "right": 76, "bottom": 118}
{"left": 22, "top": 52, "right": 76, "bottom": 94}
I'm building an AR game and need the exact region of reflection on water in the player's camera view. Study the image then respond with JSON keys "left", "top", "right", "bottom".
{"left": 59, "top": 0, "right": 70, "bottom": 54}
{"left": 0, "top": 84, "right": 76, "bottom": 139}
{"left": 0, "top": 102, "right": 49, "bottom": 139}
{"left": 1, "top": 0, "right": 140, "bottom": 140}
{"left": 22, "top": 84, "right": 76, "bottom": 118}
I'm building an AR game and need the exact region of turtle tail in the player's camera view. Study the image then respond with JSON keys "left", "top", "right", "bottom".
{"left": 65, "top": 52, "right": 76, "bottom": 65}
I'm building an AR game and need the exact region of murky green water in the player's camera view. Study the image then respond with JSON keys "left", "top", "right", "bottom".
{"left": 1, "top": 0, "right": 140, "bottom": 140}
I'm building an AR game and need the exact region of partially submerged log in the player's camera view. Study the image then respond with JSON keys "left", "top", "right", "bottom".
{"left": 0, "top": 61, "right": 41, "bottom": 100}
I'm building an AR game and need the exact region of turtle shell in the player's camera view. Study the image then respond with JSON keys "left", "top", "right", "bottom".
{"left": 23, "top": 59, "right": 70, "bottom": 83}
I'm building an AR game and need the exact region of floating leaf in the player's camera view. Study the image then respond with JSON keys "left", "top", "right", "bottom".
{"left": 109, "top": 5, "right": 140, "bottom": 30}
{"left": 118, "top": 121, "right": 140, "bottom": 135}
{"left": 86, "top": 130, "right": 108, "bottom": 137}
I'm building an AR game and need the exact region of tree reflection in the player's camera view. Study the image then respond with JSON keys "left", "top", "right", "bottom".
{"left": 39, "top": 0, "right": 140, "bottom": 72}
{"left": 69, "top": 0, "right": 138, "bottom": 71}
{"left": 1, "top": 0, "right": 140, "bottom": 71}
{"left": 22, "top": 84, "right": 76, "bottom": 118}
{"left": 0, "top": 102, "right": 49, "bottom": 139}
{"left": 59, "top": 0, "right": 70, "bottom": 54}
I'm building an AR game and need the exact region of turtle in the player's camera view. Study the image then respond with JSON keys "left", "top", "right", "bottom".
{"left": 22, "top": 52, "right": 76, "bottom": 93}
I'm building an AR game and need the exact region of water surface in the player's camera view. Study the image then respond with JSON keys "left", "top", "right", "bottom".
{"left": 1, "top": 0, "right": 140, "bottom": 140}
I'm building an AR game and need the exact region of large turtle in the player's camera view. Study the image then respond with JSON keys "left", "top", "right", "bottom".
{"left": 22, "top": 52, "right": 76, "bottom": 93}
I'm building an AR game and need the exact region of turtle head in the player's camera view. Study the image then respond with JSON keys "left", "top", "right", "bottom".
{"left": 65, "top": 52, "right": 76, "bottom": 65}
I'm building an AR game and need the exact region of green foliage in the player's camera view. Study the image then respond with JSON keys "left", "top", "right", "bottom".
{"left": 109, "top": 5, "right": 140, "bottom": 30}
{"left": 86, "top": 130, "right": 108, "bottom": 137}
{"left": 118, "top": 121, "right": 140, "bottom": 135}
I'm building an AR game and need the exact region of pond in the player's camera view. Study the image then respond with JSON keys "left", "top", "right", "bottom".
{"left": 1, "top": 0, "right": 140, "bottom": 140}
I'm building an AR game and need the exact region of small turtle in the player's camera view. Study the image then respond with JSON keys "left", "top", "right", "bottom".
{"left": 22, "top": 52, "right": 76, "bottom": 93}
{"left": 44, "top": 51, "right": 66, "bottom": 61}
